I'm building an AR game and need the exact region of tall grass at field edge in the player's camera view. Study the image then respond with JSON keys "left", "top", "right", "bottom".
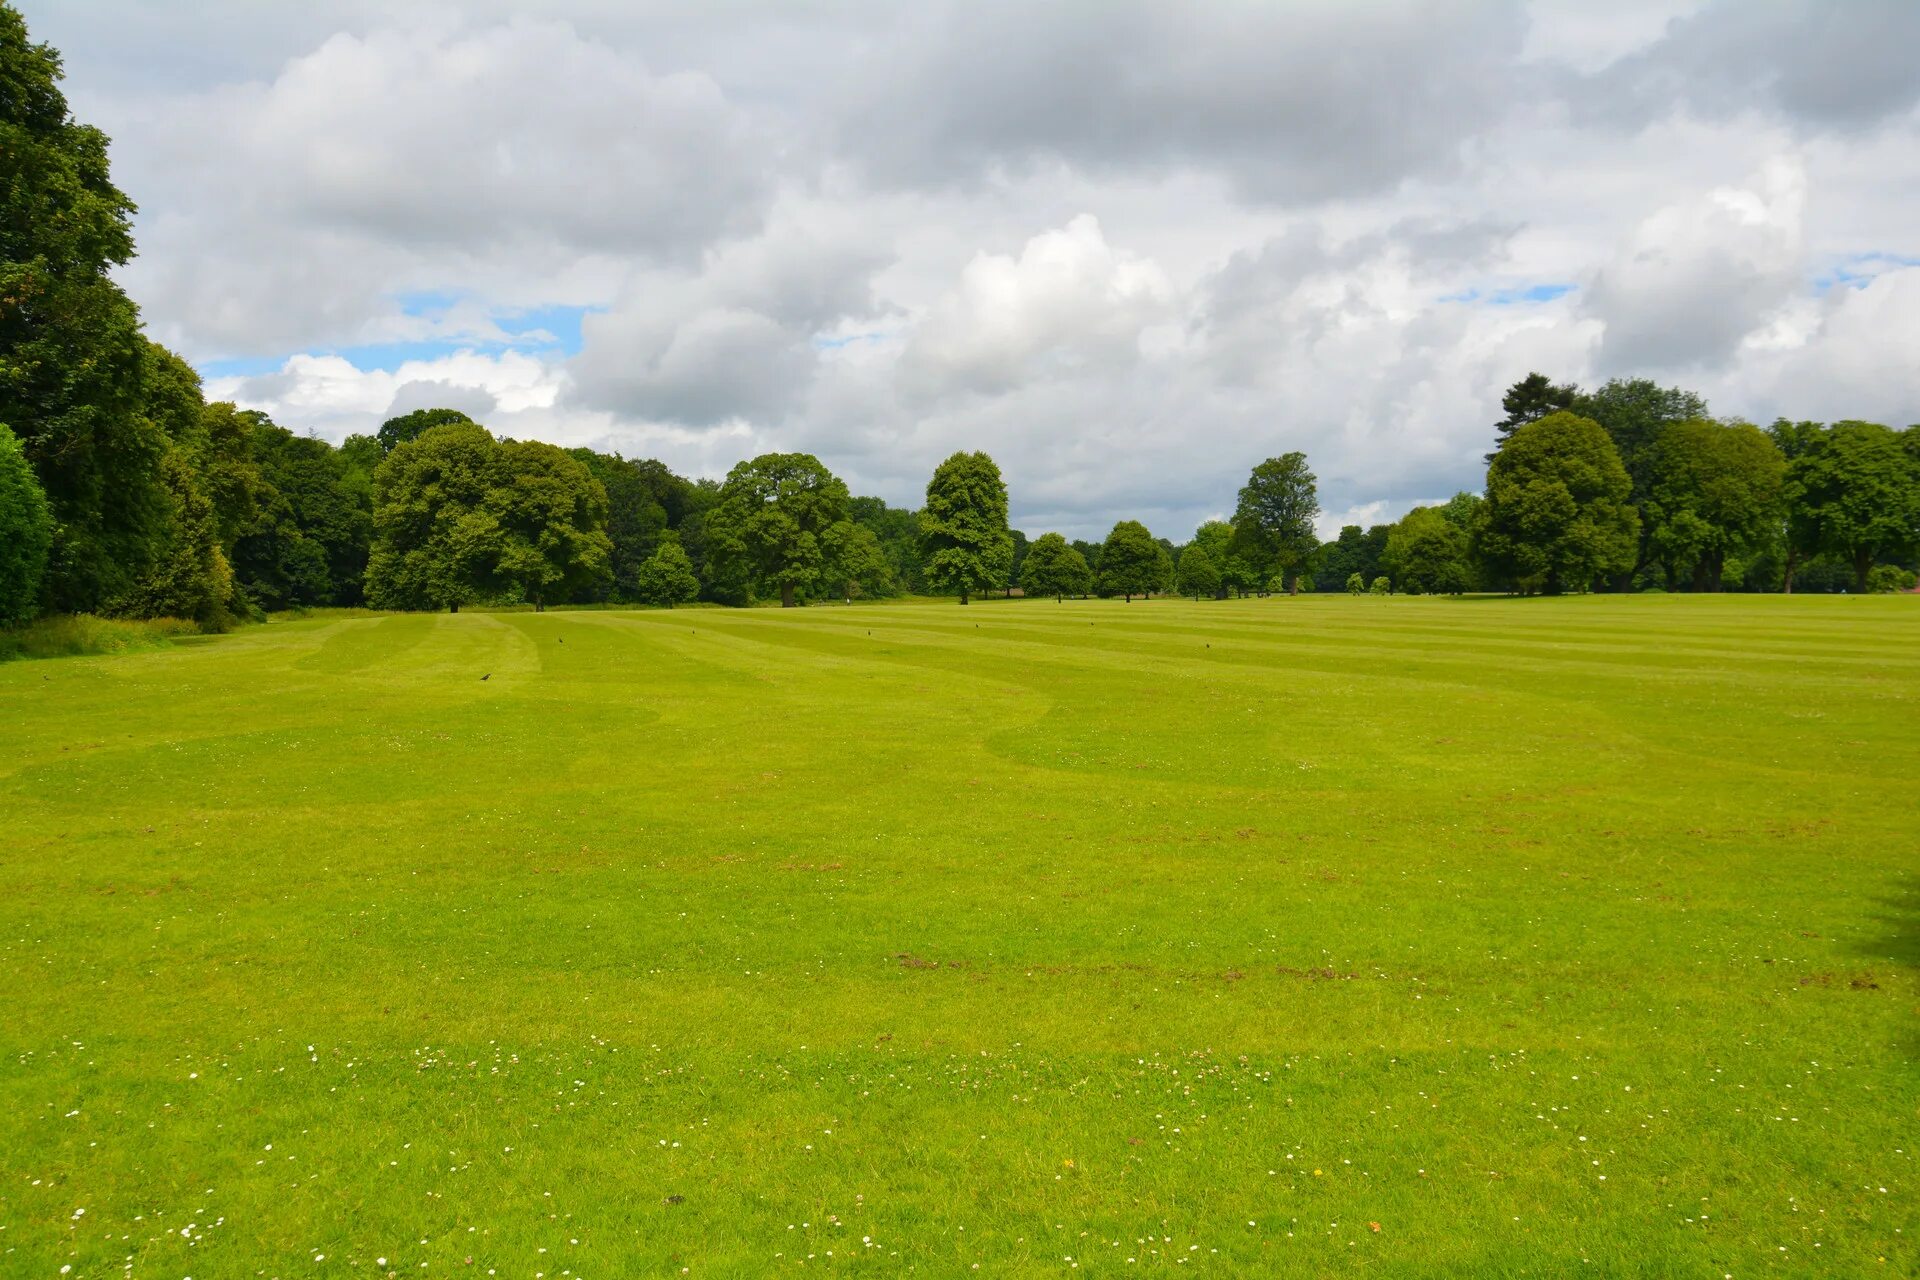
{"left": 0, "top": 613, "right": 204, "bottom": 662}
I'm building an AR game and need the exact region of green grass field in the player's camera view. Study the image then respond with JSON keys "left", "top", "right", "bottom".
{"left": 3, "top": 596, "right": 1915, "bottom": 1277}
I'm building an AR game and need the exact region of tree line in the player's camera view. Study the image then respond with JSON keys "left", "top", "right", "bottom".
{"left": 1303, "top": 375, "right": 1920, "bottom": 598}
{"left": 2, "top": 5, "right": 1916, "bottom": 629}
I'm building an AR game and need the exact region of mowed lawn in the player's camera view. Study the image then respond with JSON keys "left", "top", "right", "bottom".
{"left": 2, "top": 597, "right": 1915, "bottom": 1278}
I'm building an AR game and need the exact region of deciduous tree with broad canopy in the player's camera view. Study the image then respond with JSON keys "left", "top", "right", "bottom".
{"left": 364, "top": 421, "right": 612, "bottom": 611}
{"left": 1641, "top": 419, "right": 1784, "bottom": 591}
{"left": 704, "top": 452, "right": 855, "bottom": 608}
{"left": 1475, "top": 411, "right": 1639, "bottom": 594}
{"left": 635, "top": 532, "right": 700, "bottom": 607}
{"left": 1099, "top": 520, "right": 1163, "bottom": 602}
{"left": 1176, "top": 544, "right": 1221, "bottom": 600}
{"left": 1231, "top": 453, "right": 1320, "bottom": 592}
{"left": 1382, "top": 506, "right": 1473, "bottom": 595}
{"left": 0, "top": 8, "right": 170, "bottom": 612}
{"left": 918, "top": 451, "right": 1013, "bottom": 605}
{"left": 1783, "top": 420, "right": 1919, "bottom": 592}
{"left": 1019, "top": 532, "right": 1092, "bottom": 601}
{"left": 488, "top": 438, "right": 613, "bottom": 610}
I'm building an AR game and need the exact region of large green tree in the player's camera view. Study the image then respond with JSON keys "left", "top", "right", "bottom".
{"left": 1231, "top": 453, "right": 1320, "bottom": 591}
{"left": 1572, "top": 378, "right": 1709, "bottom": 497}
{"left": 0, "top": 421, "right": 52, "bottom": 624}
{"left": 1476, "top": 410, "right": 1639, "bottom": 595}
{"left": 1098, "top": 520, "right": 1162, "bottom": 602}
{"left": 364, "top": 421, "right": 501, "bottom": 611}
{"left": 1019, "top": 532, "right": 1092, "bottom": 600}
{"left": 0, "top": 6, "right": 170, "bottom": 611}
{"left": 488, "top": 439, "right": 612, "bottom": 609}
{"left": 1641, "top": 420, "right": 1785, "bottom": 591}
{"left": 1382, "top": 506, "right": 1473, "bottom": 595}
{"left": 634, "top": 531, "right": 700, "bottom": 607}
{"left": 705, "top": 452, "right": 854, "bottom": 607}
{"left": 1783, "top": 420, "right": 1919, "bottom": 592}
{"left": 1176, "top": 544, "right": 1221, "bottom": 600}
{"left": 1183, "top": 521, "right": 1235, "bottom": 597}
{"left": 919, "top": 451, "right": 1014, "bottom": 605}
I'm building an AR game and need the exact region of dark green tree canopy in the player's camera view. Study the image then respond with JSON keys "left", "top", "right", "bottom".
{"left": 1476, "top": 410, "right": 1639, "bottom": 594}
{"left": 568, "top": 448, "right": 669, "bottom": 602}
{"left": 1784, "top": 420, "right": 1919, "bottom": 591}
{"left": 1176, "top": 543, "right": 1221, "bottom": 599}
{"left": 0, "top": 6, "right": 167, "bottom": 611}
{"left": 635, "top": 532, "right": 701, "bottom": 607}
{"left": 1098, "top": 519, "right": 1162, "bottom": 602}
{"left": 1642, "top": 419, "right": 1785, "bottom": 591}
{"left": 1571, "top": 379, "right": 1709, "bottom": 498}
{"left": 1020, "top": 532, "right": 1092, "bottom": 600}
{"left": 1382, "top": 506, "right": 1472, "bottom": 595}
{"left": 705, "top": 452, "right": 854, "bottom": 608}
{"left": 918, "top": 450, "right": 1013, "bottom": 605}
{"left": 229, "top": 418, "right": 373, "bottom": 610}
{"left": 1490, "top": 372, "right": 1577, "bottom": 458}
{"left": 365, "top": 421, "right": 503, "bottom": 611}
{"left": 849, "top": 495, "right": 924, "bottom": 596}
{"left": 0, "top": 421, "right": 52, "bottom": 624}
{"left": 488, "top": 439, "right": 613, "bottom": 609}
{"left": 377, "top": 407, "right": 476, "bottom": 454}
{"left": 1231, "top": 453, "right": 1320, "bottom": 586}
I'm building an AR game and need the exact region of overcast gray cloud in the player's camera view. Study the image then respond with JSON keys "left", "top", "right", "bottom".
{"left": 1582, "top": 0, "right": 1920, "bottom": 132}
{"left": 22, "top": 0, "right": 1920, "bottom": 540}
{"left": 833, "top": 0, "right": 1530, "bottom": 203}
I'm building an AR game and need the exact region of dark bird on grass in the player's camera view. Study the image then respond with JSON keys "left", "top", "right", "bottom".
{"left": 481, "top": 673, "right": 490, "bottom": 681}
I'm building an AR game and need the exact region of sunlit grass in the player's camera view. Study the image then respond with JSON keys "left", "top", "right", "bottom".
{"left": 2, "top": 595, "right": 1914, "bottom": 1276}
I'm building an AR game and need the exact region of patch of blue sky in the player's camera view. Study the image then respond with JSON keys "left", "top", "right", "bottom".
{"left": 197, "top": 297, "right": 597, "bottom": 380}
{"left": 1439, "top": 282, "right": 1576, "bottom": 305}
{"left": 812, "top": 330, "right": 895, "bottom": 350}
{"left": 1811, "top": 252, "right": 1920, "bottom": 295}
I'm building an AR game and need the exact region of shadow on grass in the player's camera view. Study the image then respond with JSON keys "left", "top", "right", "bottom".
{"left": 1852, "top": 873, "right": 1920, "bottom": 1059}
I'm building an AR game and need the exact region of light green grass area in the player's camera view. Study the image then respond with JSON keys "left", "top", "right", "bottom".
{"left": 2, "top": 596, "right": 1915, "bottom": 1277}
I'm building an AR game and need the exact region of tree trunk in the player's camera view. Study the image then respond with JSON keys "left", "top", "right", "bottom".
{"left": 781, "top": 580, "right": 796, "bottom": 608}
{"left": 1854, "top": 550, "right": 1872, "bottom": 593}
{"left": 1783, "top": 546, "right": 1797, "bottom": 594}
{"left": 960, "top": 591, "right": 969, "bottom": 605}
{"left": 1690, "top": 559, "right": 1709, "bottom": 594}
{"left": 1125, "top": 592, "right": 1132, "bottom": 603}
{"left": 449, "top": 600, "right": 459, "bottom": 613}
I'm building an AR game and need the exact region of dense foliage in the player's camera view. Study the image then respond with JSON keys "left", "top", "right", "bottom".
{"left": 0, "top": 422, "right": 52, "bottom": 623}
{"left": 918, "top": 450, "right": 1013, "bottom": 605}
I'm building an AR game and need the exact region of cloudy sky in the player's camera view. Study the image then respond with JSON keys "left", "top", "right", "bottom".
{"left": 26, "top": 0, "right": 1920, "bottom": 538}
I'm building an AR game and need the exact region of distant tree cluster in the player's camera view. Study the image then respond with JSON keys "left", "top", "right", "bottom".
{"left": 2, "top": 4, "right": 1916, "bottom": 631}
